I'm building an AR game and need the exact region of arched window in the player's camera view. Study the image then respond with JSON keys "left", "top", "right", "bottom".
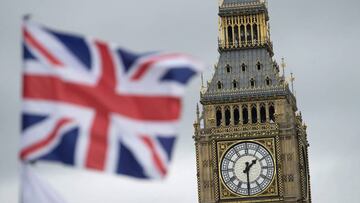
{"left": 246, "top": 24, "right": 252, "bottom": 42}
{"left": 216, "top": 107, "right": 222, "bottom": 127}
{"left": 260, "top": 103, "right": 266, "bottom": 123}
{"left": 225, "top": 106, "right": 231, "bottom": 126}
{"left": 250, "top": 78, "right": 255, "bottom": 88}
{"left": 242, "top": 105, "right": 249, "bottom": 124}
{"left": 226, "top": 64, "right": 231, "bottom": 73}
{"left": 240, "top": 25, "right": 245, "bottom": 43}
{"left": 256, "top": 61, "right": 261, "bottom": 70}
{"left": 227, "top": 26, "right": 233, "bottom": 46}
{"left": 251, "top": 105, "right": 257, "bottom": 123}
{"left": 253, "top": 24, "right": 258, "bottom": 42}
{"left": 234, "top": 25, "right": 239, "bottom": 45}
{"left": 217, "top": 81, "right": 222, "bottom": 90}
{"left": 233, "top": 80, "right": 238, "bottom": 89}
{"left": 234, "top": 106, "right": 240, "bottom": 125}
{"left": 266, "top": 77, "right": 272, "bottom": 86}
{"left": 241, "top": 63, "right": 246, "bottom": 72}
{"left": 269, "top": 104, "right": 275, "bottom": 122}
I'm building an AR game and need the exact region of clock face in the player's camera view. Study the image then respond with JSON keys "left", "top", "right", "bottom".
{"left": 220, "top": 141, "right": 275, "bottom": 196}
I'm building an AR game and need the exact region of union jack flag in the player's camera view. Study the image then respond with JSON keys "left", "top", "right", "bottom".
{"left": 21, "top": 21, "right": 203, "bottom": 179}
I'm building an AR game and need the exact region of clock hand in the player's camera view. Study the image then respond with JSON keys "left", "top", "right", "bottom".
{"left": 243, "top": 159, "right": 257, "bottom": 174}
{"left": 243, "top": 159, "right": 257, "bottom": 196}
{"left": 248, "top": 159, "right": 257, "bottom": 169}
{"left": 242, "top": 162, "right": 251, "bottom": 196}
{"left": 243, "top": 162, "right": 250, "bottom": 173}
{"left": 246, "top": 169, "right": 250, "bottom": 196}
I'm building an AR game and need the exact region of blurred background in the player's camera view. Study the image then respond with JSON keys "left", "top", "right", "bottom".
{"left": 1, "top": 0, "right": 360, "bottom": 202}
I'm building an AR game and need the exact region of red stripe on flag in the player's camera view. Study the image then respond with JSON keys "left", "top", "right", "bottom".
{"left": 85, "top": 42, "right": 115, "bottom": 170}
{"left": 85, "top": 112, "right": 109, "bottom": 170}
{"left": 20, "top": 118, "right": 71, "bottom": 160}
{"left": 95, "top": 40, "right": 116, "bottom": 89}
{"left": 131, "top": 54, "right": 182, "bottom": 81}
{"left": 23, "top": 28, "right": 64, "bottom": 67}
{"left": 141, "top": 136, "right": 167, "bottom": 177}
{"left": 23, "top": 75, "right": 182, "bottom": 121}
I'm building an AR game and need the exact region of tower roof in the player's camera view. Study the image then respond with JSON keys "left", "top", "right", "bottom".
{"left": 219, "top": 0, "right": 268, "bottom": 17}
{"left": 201, "top": 49, "right": 289, "bottom": 103}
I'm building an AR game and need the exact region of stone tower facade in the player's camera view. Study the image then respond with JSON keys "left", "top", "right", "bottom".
{"left": 193, "top": 0, "right": 311, "bottom": 202}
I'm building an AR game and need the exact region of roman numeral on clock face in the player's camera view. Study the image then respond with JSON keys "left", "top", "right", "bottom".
{"left": 254, "top": 144, "right": 260, "bottom": 155}
{"left": 225, "top": 157, "right": 235, "bottom": 162}
{"left": 260, "top": 174, "right": 270, "bottom": 180}
{"left": 259, "top": 154, "right": 269, "bottom": 161}
{"left": 225, "top": 168, "right": 234, "bottom": 172}
{"left": 255, "top": 181, "right": 262, "bottom": 189}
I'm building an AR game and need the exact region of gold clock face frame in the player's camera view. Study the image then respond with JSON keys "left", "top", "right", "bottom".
{"left": 220, "top": 141, "right": 275, "bottom": 196}
{"left": 217, "top": 137, "right": 279, "bottom": 200}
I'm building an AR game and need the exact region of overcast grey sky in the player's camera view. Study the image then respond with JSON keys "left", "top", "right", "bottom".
{"left": 1, "top": 0, "right": 360, "bottom": 202}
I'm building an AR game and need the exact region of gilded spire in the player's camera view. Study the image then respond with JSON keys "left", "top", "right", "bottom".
{"left": 290, "top": 72, "right": 296, "bottom": 95}
{"left": 196, "top": 103, "right": 200, "bottom": 123}
{"left": 201, "top": 73, "right": 204, "bottom": 88}
{"left": 281, "top": 57, "right": 286, "bottom": 78}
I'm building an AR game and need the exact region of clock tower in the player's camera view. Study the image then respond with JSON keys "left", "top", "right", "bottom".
{"left": 193, "top": 0, "right": 311, "bottom": 202}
